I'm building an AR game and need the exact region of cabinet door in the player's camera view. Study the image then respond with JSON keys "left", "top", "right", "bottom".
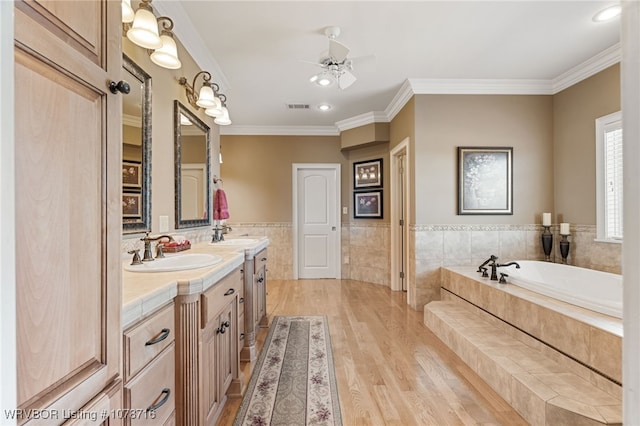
{"left": 14, "top": 0, "right": 121, "bottom": 418}
{"left": 201, "top": 320, "right": 222, "bottom": 425}
{"left": 217, "top": 303, "right": 235, "bottom": 396}
{"left": 256, "top": 268, "right": 266, "bottom": 327}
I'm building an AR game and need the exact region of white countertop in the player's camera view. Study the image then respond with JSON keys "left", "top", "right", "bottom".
{"left": 122, "top": 236, "right": 269, "bottom": 329}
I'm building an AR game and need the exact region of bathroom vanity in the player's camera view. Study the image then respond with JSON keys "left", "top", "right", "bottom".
{"left": 122, "top": 237, "right": 269, "bottom": 425}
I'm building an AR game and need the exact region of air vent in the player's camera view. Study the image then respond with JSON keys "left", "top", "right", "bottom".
{"left": 286, "top": 103, "right": 310, "bottom": 110}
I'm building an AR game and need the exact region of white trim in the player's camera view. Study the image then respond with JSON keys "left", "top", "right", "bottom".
{"left": 335, "top": 111, "right": 388, "bottom": 132}
{"left": 220, "top": 125, "right": 339, "bottom": 136}
{"left": 292, "top": 164, "right": 342, "bottom": 280}
{"left": 123, "top": 113, "right": 141, "bottom": 128}
{"left": 390, "top": 138, "right": 410, "bottom": 300}
{"left": 385, "top": 79, "right": 414, "bottom": 122}
{"left": 595, "top": 110, "right": 622, "bottom": 242}
{"left": 552, "top": 43, "right": 621, "bottom": 93}
{"left": 409, "top": 78, "right": 553, "bottom": 95}
{"left": 1, "top": 0, "right": 17, "bottom": 419}
{"left": 622, "top": 3, "right": 640, "bottom": 423}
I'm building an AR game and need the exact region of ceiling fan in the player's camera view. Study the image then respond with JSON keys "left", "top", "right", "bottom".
{"left": 308, "top": 26, "right": 372, "bottom": 90}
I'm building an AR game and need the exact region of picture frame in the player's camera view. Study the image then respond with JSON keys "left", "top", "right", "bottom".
{"left": 353, "top": 158, "right": 383, "bottom": 189}
{"left": 354, "top": 190, "right": 383, "bottom": 219}
{"left": 122, "top": 160, "right": 142, "bottom": 189}
{"left": 458, "top": 146, "right": 513, "bottom": 215}
{"left": 122, "top": 192, "right": 142, "bottom": 218}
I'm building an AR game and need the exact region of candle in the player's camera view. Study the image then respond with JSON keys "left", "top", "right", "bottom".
{"left": 560, "top": 222, "right": 570, "bottom": 235}
{"left": 542, "top": 212, "right": 551, "bottom": 227}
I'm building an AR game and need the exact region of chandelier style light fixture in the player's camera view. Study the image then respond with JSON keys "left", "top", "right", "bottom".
{"left": 122, "top": 0, "right": 181, "bottom": 69}
{"left": 178, "top": 71, "right": 232, "bottom": 125}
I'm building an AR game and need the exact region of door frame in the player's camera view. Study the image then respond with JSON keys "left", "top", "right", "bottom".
{"left": 390, "top": 138, "right": 410, "bottom": 297}
{"left": 292, "top": 163, "right": 342, "bottom": 280}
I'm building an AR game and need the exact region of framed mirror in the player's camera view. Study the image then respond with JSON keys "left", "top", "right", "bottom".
{"left": 122, "top": 54, "right": 152, "bottom": 233}
{"left": 174, "top": 100, "right": 211, "bottom": 228}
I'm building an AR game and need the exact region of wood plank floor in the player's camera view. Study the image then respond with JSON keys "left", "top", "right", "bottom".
{"left": 217, "top": 279, "right": 528, "bottom": 425}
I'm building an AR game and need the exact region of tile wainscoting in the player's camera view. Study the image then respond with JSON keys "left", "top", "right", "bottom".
{"left": 121, "top": 223, "right": 620, "bottom": 310}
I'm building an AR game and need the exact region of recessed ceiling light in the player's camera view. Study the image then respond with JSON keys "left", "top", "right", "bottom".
{"left": 318, "top": 103, "right": 332, "bottom": 111}
{"left": 593, "top": 4, "right": 621, "bottom": 22}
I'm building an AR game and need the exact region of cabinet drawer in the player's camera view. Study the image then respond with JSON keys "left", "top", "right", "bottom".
{"left": 254, "top": 248, "right": 268, "bottom": 273}
{"left": 124, "top": 303, "right": 175, "bottom": 382}
{"left": 125, "top": 344, "right": 175, "bottom": 426}
{"left": 201, "top": 267, "right": 242, "bottom": 327}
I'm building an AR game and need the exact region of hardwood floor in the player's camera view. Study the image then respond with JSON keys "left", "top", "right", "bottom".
{"left": 218, "top": 279, "right": 528, "bottom": 425}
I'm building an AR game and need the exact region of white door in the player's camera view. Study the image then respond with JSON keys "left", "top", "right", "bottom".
{"left": 294, "top": 165, "right": 340, "bottom": 279}
{"left": 181, "top": 163, "right": 206, "bottom": 219}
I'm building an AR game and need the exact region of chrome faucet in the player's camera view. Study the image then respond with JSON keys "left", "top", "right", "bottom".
{"left": 211, "top": 224, "right": 232, "bottom": 243}
{"left": 140, "top": 232, "right": 175, "bottom": 261}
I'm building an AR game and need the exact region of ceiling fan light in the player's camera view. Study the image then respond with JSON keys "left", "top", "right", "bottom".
{"left": 214, "top": 107, "right": 232, "bottom": 126}
{"left": 150, "top": 33, "right": 182, "bottom": 69}
{"left": 122, "top": 0, "right": 135, "bottom": 23}
{"left": 593, "top": 4, "right": 621, "bottom": 22}
{"left": 196, "top": 84, "right": 216, "bottom": 108}
{"left": 317, "top": 76, "right": 332, "bottom": 86}
{"left": 127, "top": 8, "right": 162, "bottom": 49}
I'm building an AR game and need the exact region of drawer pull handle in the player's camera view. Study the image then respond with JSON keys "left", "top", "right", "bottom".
{"left": 145, "top": 328, "right": 170, "bottom": 346}
{"left": 146, "top": 388, "right": 171, "bottom": 412}
{"left": 239, "top": 297, "right": 244, "bottom": 304}
{"left": 261, "top": 257, "right": 267, "bottom": 261}
{"left": 240, "top": 333, "right": 245, "bottom": 340}
{"left": 224, "top": 288, "right": 235, "bottom": 296}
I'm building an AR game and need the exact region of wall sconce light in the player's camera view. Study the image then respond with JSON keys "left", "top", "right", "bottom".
{"left": 123, "top": 0, "right": 181, "bottom": 69}
{"left": 178, "top": 72, "right": 231, "bottom": 125}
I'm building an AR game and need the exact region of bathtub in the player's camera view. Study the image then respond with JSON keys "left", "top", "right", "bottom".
{"left": 499, "top": 260, "right": 622, "bottom": 318}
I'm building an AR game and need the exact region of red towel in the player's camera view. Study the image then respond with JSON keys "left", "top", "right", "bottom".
{"left": 214, "top": 188, "right": 230, "bottom": 220}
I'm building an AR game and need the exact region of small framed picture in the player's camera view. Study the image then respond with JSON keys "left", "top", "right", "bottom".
{"left": 458, "top": 146, "right": 513, "bottom": 215}
{"left": 353, "top": 158, "right": 383, "bottom": 189}
{"left": 354, "top": 190, "right": 383, "bottom": 219}
{"left": 122, "top": 192, "right": 142, "bottom": 218}
{"left": 122, "top": 160, "right": 142, "bottom": 189}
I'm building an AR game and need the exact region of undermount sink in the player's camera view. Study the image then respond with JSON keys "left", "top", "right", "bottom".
{"left": 124, "top": 253, "right": 223, "bottom": 273}
{"left": 209, "top": 238, "right": 260, "bottom": 245}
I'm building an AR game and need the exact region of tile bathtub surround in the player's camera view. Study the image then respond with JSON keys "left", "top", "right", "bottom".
{"left": 440, "top": 267, "right": 622, "bottom": 385}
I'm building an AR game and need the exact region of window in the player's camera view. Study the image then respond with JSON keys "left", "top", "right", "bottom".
{"left": 596, "top": 111, "right": 623, "bottom": 242}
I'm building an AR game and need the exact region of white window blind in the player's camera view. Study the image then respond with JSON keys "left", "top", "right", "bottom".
{"left": 596, "top": 111, "right": 623, "bottom": 242}
{"left": 604, "top": 124, "right": 623, "bottom": 239}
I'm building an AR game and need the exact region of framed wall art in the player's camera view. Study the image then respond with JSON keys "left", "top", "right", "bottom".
{"left": 458, "top": 146, "right": 513, "bottom": 215}
{"left": 122, "top": 160, "right": 142, "bottom": 189}
{"left": 353, "top": 158, "right": 383, "bottom": 189}
{"left": 354, "top": 190, "right": 383, "bottom": 219}
{"left": 122, "top": 192, "right": 142, "bottom": 219}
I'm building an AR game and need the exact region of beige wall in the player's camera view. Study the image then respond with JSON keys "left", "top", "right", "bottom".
{"left": 122, "top": 36, "right": 221, "bottom": 235}
{"left": 220, "top": 135, "right": 346, "bottom": 223}
{"left": 341, "top": 122, "right": 389, "bottom": 149}
{"left": 389, "top": 98, "right": 416, "bottom": 222}
{"left": 553, "top": 64, "right": 620, "bottom": 225}
{"left": 345, "top": 143, "right": 390, "bottom": 223}
{"left": 413, "top": 94, "right": 555, "bottom": 225}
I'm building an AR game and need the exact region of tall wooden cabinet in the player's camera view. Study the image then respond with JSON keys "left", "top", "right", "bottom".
{"left": 14, "top": 0, "right": 122, "bottom": 422}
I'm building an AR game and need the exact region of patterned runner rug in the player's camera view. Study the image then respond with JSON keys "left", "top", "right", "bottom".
{"left": 234, "top": 316, "right": 342, "bottom": 426}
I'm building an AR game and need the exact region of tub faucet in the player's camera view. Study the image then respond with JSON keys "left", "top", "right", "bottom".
{"left": 493, "top": 261, "right": 520, "bottom": 282}
{"left": 477, "top": 255, "right": 498, "bottom": 274}
{"left": 140, "top": 232, "right": 175, "bottom": 261}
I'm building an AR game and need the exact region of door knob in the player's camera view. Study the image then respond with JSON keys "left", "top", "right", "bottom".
{"left": 331, "top": 226, "right": 336, "bottom": 231}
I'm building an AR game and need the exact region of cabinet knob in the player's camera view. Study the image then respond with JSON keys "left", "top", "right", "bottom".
{"left": 224, "top": 288, "right": 235, "bottom": 296}
{"left": 108, "top": 80, "right": 130, "bottom": 94}
{"left": 257, "top": 277, "right": 264, "bottom": 283}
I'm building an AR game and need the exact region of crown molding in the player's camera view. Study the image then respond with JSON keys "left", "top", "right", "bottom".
{"left": 335, "top": 111, "right": 388, "bottom": 132}
{"left": 220, "top": 125, "right": 340, "bottom": 136}
{"left": 409, "top": 78, "right": 554, "bottom": 95}
{"left": 123, "top": 113, "right": 140, "bottom": 128}
{"left": 385, "top": 79, "right": 414, "bottom": 122}
{"left": 152, "top": 1, "right": 230, "bottom": 93}
{"left": 552, "top": 43, "right": 621, "bottom": 93}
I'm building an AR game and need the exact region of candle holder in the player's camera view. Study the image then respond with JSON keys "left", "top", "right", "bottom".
{"left": 541, "top": 225, "right": 553, "bottom": 262}
{"left": 559, "top": 234, "right": 570, "bottom": 264}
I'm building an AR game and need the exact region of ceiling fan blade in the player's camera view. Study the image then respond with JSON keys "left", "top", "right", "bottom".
{"left": 350, "top": 54, "right": 376, "bottom": 72}
{"left": 338, "top": 69, "right": 357, "bottom": 89}
{"left": 329, "top": 39, "right": 350, "bottom": 63}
